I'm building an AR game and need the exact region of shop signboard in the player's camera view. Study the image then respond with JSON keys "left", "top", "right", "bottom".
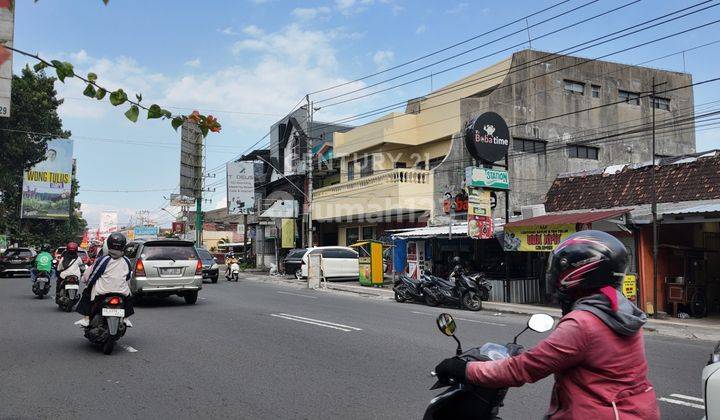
{"left": 226, "top": 161, "right": 255, "bottom": 215}
{"left": 0, "top": 1, "right": 14, "bottom": 118}
{"left": 622, "top": 274, "right": 637, "bottom": 301}
{"left": 20, "top": 138, "right": 74, "bottom": 219}
{"left": 467, "top": 188, "right": 493, "bottom": 239}
{"left": 281, "top": 218, "right": 295, "bottom": 248}
{"left": 464, "top": 112, "right": 510, "bottom": 163}
{"left": 134, "top": 226, "right": 159, "bottom": 238}
{"left": 465, "top": 167, "right": 509, "bottom": 190}
{"left": 504, "top": 224, "right": 576, "bottom": 252}
{"left": 172, "top": 221, "right": 185, "bottom": 234}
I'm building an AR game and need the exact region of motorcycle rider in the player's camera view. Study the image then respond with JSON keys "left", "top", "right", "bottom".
{"left": 74, "top": 233, "right": 134, "bottom": 328}
{"left": 31, "top": 244, "right": 54, "bottom": 283}
{"left": 56, "top": 242, "right": 83, "bottom": 297}
{"left": 225, "top": 252, "right": 238, "bottom": 280}
{"left": 435, "top": 230, "right": 659, "bottom": 419}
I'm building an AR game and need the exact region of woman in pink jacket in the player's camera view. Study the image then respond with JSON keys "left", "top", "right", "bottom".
{"left": 435, "top": 230, "right": 659, "bottom": 419}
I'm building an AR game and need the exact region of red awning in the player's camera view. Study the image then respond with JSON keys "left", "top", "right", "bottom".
{"left": 506, "top": 209, "right": 630, "bottom": 227}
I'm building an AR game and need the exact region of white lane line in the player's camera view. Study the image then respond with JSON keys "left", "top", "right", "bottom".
{"left": 669, "top": 394, "right": 704, "bottom": 403}
{"left": 270, "top": 314, "right": 352, "bottom": 332}
{"left": 278, "top": 313, "right": 363, "bottom": 331}
{"left": 411, "top": 310, "right": 507, "bottom": 327}
{"left": 120, "top": 344, "right": 138, "bottom": 353}
{"left": 659, "top": 397, "right": 704, "bottom": 410}
{"left": 276, "top": 291, "right": 318, "bottom": 299}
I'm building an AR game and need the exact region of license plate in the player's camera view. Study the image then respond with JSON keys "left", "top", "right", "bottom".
{"left": 36, "top": 279, "right": 47, "bottom": 284}
{"left": 65, "top": 284, "right": 79, "bottom": 290}
{"left": 161, "top": 267, "right": 182, "bottom": 275}
{"left": 102, "top": 308, "right": 125, "bottom": 317}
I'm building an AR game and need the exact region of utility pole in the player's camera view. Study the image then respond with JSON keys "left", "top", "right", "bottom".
{"left": 650, "top": 77, "right": 665, "bottom": 317}
{"left": 306, "top": 94, "right": 314, "bottom": 248}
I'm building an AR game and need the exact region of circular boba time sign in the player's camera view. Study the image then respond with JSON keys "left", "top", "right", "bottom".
{"left": 464, "top": 112, "right": 510, "bottom": 164}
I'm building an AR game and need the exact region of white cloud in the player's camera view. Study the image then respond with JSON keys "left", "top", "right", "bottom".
{"left": 184, "top": 58, "right": 201, "bottom": 68}
{"left": 292, "top": 6, "right": 332, "bottom": 20}
{"left": 415, "top": 25, "right": 426, "bottom": 35}
{"left": 446, "top": 2, "right": 469, "bottom": 14}
{"left": 372, "top": 50, "right": 395, "bottom": 70}
{"left": 335, "top": 0, "right": 374, "bottom": 15}
{"left": 218, "top": 27, "right": 238, "bottom": 36}
{"left": 242, "top": 25, "right": 264, "bottom": 37}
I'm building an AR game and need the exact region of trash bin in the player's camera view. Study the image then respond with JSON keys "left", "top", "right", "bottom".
{"left": 351, "top": 240, "right": 387, "bottom": 286}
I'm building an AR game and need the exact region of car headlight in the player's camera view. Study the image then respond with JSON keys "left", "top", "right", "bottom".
{"left": 211, "top": 263, "right": 218, "bottom": 270}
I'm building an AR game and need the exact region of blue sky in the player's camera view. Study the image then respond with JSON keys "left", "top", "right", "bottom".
{"left": 11, "top": 0, "right": 720, "bottom": 228}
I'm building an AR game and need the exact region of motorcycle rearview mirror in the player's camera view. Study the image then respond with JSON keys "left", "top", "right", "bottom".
{"left": 436, "top": 313, "right": 463, "bottom": 355}
{"left": 512, "top": 313, "right": 555, "bottom": 344}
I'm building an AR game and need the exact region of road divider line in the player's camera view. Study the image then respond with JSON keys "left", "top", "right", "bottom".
{"left": 278, "top": 313, "right": 363, "bottom": 331}
{"left": 669, "top": 394, "right": 704, "bottom": 403}
{"left": 120, "top": 344, "right": 138, "bottom": 353}
{"left": 411, "top": 310, "right": 507, "bottom": 327}
{"left": 270, "top": 314, "right": 352, "bottom": 332}
{"left": 659, "top": 397, "right": 704, "bottom": 410}
{"left": 276, "top": 291, "right": 318, "bottom": 299}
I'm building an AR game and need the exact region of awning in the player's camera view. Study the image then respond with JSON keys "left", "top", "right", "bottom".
{"left": 663, "top": 203, "right": 720, "bottom": 215}
{"left": 505, "top": 209, "right": 630, "bottom": 228}
{"left": 391, "top": 223, "right": 468, "bottom": 239}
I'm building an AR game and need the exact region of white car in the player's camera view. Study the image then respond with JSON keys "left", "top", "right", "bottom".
{"left": 300, "top": 246, "right": 359, "bottom": 280}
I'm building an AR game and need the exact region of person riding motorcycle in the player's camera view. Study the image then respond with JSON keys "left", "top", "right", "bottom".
{"left": 74, "top": 233, "right": 134, "bottom": 328}
{"left": 31, "top": 244, "right": 54, "bottom": 283}
{"left": 56, "top": 242, "right": 83, "bottom": 297}
{"left": 435, "top": 230, "right": 659, "bottom": 419}
{"left": 225, "top": 252, "right": 238, "bottom": 279}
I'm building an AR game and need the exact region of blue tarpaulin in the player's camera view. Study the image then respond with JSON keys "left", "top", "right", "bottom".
{"left": 393, "top": 238, "right": 407, "bottom": 274}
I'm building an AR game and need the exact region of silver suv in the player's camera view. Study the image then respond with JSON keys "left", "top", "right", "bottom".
{"left": 125, "top": 239, "right": 202, "bottom": 304}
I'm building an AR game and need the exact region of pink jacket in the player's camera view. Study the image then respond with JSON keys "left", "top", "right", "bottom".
{"left": 466, "top": 310, "right": 659, "bottom": 419}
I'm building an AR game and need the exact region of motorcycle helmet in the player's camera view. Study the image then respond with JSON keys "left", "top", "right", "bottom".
{"left": 546, "top": 230, "right": 628, "bottom": 310}
{"left": 106, "top": 232, "right": 127, "bottom": 259}
{"left": 66, "top": 242, "right": 78, "bottom": 253}
{"left": 42, "top": 244, "right": 52, "bottom": 252}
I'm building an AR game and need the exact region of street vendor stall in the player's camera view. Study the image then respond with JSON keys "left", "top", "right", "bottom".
{"left": 350, "top": 240, "right": 389, "bottom": 286}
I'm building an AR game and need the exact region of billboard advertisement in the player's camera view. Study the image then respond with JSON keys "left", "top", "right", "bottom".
{"left": 20, "top": 139, "right": 74, "bottom": 219}
{"left": 180, "top": 121, "right": 203, "bottom": 198}
{"left": 503, "top": 224, "right": 576, "bottom": 252}
{"left": 99, "top": 211, "right": 118, "bottom": 235}
{"left": 0, "top": 1, "right": 14, "bottom": 118}
{"left": 134, "top": 226, "right": 159, "bottom": 238}
{"left": 226, "top": 161, "right": 255, "bottom": 215}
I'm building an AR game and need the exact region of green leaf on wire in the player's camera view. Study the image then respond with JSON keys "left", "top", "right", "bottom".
{"left": 87, "top": 72, "right": 98, "bottom": 82}
{"left": 109, "top": 89, "right": 128, "bottom": 106}
{"left": 95, "top": 88, "right": 107, "bottom": 100}
{"left": 171, "top": 116, "right": 184, "bottom": 131}
{"left": 124, "top": 105, "right": 139, "bottom": 123}
{"left": 33, "top": 62, "right": 48, "bottom": 72}
{"left": 147, "top": 104, "right": 162, "bottom": 119}
{"left": 82, "top": 84, "right": 97, "bottom": 98}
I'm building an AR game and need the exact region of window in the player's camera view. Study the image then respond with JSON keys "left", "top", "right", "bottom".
{"left": 564, "top": 80, "right": 585, "bottom": 95}
{"left": 651, "top": 96, "right": 670, "bottom": 111}
{"left": 286, "top": 249, "right": 307, "bottom": 259}
{"left": 568, "top": 145, "right": 599, "bottom": 160}
{"left": 416, "top": 161, "right": 426, "bottom": 170}
{"left": 428, "top": 157, "right": 444, "bottom": 169}
{"left": 513, "top": 138, "right": 546, "bottom": 154}
{"left": 394, "top": 162, "right": 407, "bottom": 169}
{"left": 346, "top": 227, "right": 359, "bottom": 246}
{"left": 360, "top": 155, "right": 374, "bottom": 177}
{"left": 619, "top": 90, "right": 640, "bottom": 105}
{"left": 362, "top": 226, "right": 374, "bottom": 240}
{"left": 196, "top": 249, "right": 213, "bottom": 260}
{"left": 3, "top": 248, "right": 33, "bottom": 258}
{"left": 140, "top": 244, "right": 198, "bottom": 261}
{"left": 337, "top": 249, "right": 358, "bottom": 259}
{"left": 322, "top": 249, "right": 341, "bottom": 258}
{"left": 347, "top": 160, "right": 355, "bottom": 181}
{"left": 591, "top": 85, "right": 600, "bottom": 98}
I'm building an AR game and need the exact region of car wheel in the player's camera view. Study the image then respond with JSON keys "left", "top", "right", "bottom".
{"left": 184, "top": 291, "right": 198, "bottom": 305}
{"left": 295, "top": 269, "right": 303, "bottom": 280}
{"left": 211, "top": 276, "right": 218, "bottom": 284}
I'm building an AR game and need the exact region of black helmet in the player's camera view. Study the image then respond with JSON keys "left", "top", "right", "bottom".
{"left": 42, "top": 244, "right": 52, "bottom": 252}
{"left": 106, "top": 232, "right": 127, "bottom": 252}
{"left": 546, "top": 230, "right": 628, "bottom": 304}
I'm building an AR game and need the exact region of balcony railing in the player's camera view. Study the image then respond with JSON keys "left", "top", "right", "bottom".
{"left": 313, "top": 168, "right": 431, "bottom": 199}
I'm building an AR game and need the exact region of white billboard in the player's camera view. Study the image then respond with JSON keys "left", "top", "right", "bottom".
{"left": 0, "top": 2, "right": 14, "bottom": 118}
{"left": 99, "top": 211, "right": 118, "bottom": 235}
{"left": 20, "top": 139, "right": 74, "bottom": 219}
{"left": 226, "top": 161, "right": 255, "bottom": 215}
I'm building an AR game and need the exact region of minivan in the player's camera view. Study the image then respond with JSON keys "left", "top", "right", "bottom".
{"left": 125, "top": 239, "right": 203, "bottom": 304}
{"left": 300, "top": 246, "right": 359, "bottom": 280}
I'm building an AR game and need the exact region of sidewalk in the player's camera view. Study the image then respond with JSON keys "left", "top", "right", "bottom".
{"left": 242, "top": 272, "right": 720, "bottom": 342}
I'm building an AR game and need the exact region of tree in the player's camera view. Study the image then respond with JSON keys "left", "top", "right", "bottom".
{"left": 0, "top": 65, "right": 86, "bottom": 246}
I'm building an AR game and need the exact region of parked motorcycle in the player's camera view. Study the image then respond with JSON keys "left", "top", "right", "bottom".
{"left": 56, "top": 275, "right": 80, "bottom": 312}
{"left": 83, "top": 294, "right": 128, "bottom": 355}
{"left": 423, "top": 272, "right": 483, "bottom": 311}
{"left": 468, "top": 273, "right": 492, "bottom": 301}
{"left": 703, "top": 341, "right": 720, "bottom": 419}
{"left": 32, "top": 272, "right": 52, "bottom": 299}
{"left": 393, "top": 273, "right": 427, "bottom": 303}
{"left": 228, "top": 261, "right": 240, "bottom": 282}
{"left": 424, "top": 312, "right": 555, "bottom": 419}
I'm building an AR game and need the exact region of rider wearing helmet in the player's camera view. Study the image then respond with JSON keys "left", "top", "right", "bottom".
{"left": 75, "top": 233, "right": 134, "bottom": 327}
{"left": 31, "top": 244, "right": 54, "bottom": 283}
{"left": 435, "top": 230, "right": 659, "bottom": 419}
{"left": 56, "top": 242, "right": 83, "bottom": 298}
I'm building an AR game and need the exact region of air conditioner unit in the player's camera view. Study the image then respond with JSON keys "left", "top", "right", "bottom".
{"left": 521, "top": 204, "right": 546, "bottom": 220}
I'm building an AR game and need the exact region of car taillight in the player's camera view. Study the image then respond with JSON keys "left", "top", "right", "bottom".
{"left": 195, "top": 260, "right": 202, "bottom": 276}
{"left": 108, "top": 296, "right": 121, "bottom": 306}
{"left": 135, "top": 259, "right": 146, "bottom": 276}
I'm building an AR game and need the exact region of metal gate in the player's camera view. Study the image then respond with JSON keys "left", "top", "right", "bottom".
{"left": 487, "top": 278, "right": 542, "bottom": 304}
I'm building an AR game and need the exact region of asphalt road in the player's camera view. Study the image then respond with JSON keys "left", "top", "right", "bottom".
{"left": 0, "top": 274, "right": 712, "bottom": 419}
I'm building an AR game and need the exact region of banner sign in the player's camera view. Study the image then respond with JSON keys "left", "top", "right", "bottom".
{"left": 99, "top": 211, "right": 118, "bottom": 235}
{"left": 281, "top": 218, "right": 295, "bottom": 248}
{"left": 504, "top": 224, "right": 576, "bottom": 252}
{"left": 226, "top": 161, "right": 255, "bottom": 215}
{"left": 172, "top": 221, "right": 185, "bottom": 234}
{"left": 169, "top": 193, "right": 195, "bottom": 207}
{"left": 134, "top": 226, "right": 159, "bottom": 237}
{"left": 622, "top": 274, "right": 637, "bottom": 301}
{"left": 468, "top": 188, "right": 491, "bottom": 217}
{"left": 464, "top": 112, "right": 510, "bottom": 163}
{"left": 21, "top": 139, "right": 74, "bottom": 219}
{"left": 0, "top": 1, "right": 14, "bottom": 118}
{"left": 465, "top": 167, "right": 509, "bottom": 190}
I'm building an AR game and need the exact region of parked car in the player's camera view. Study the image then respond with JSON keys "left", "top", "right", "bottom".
{"left": 125, "top": 239, "right": 203, "bottom": 304}
{"left": 300, "top": 246, "right": 359, "bottom": 280}
{"left": 196, "top": 247, "right": 219, "bottom": 283}
{"left": 282, "top": 248, "right": 308, "bottom": 279}
{"left": 0, "top": 247, "right": 37, "bottom": 277}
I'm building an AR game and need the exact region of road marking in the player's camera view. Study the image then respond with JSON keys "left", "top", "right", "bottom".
{"left": 410, "top": 310, "right": 507, "bottom": 327}
{"left": 276, "top": 291, "right": 317, "bottom": 299}
{"left": 270, "top": 313, "right": 362, "bottom": 332}
{"left": 669, "top": 394, "right": 704, "bottom": 403}
{"left": 120, "top": 344, "right": 138, "bottom": 353}
{"left": 659, "top": 396, "right": 704, "bottom": 410}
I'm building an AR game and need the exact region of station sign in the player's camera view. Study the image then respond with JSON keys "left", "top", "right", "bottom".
{"left": 465, "top": 167, "right": 509, "bottom": 190}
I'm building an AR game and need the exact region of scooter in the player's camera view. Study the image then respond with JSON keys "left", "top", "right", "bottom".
{"left": 83, "top": 294, "right": 128, "bottom": 355}
{"left": 56, "top": 274, "right": 80, "bottom": 312}
{"left": 32, "top": 272, "right": 52, "bottom": 299}
{"left": 469, "top": 273, "right": 492, "bottom": 301}
{"left": 423, "top": 271, "right": 483, "bottom": 311}
{"left": 393, "top": 273, "right": 427, "bottom": 303}
{"left": 702, "top": 341, "right": 720, "bottom": 419}
{"left": 228, "top": 261, "right": 240, "bottom": 282}
{"left": 424, "top": 312, "right": 555, "bottom": 420}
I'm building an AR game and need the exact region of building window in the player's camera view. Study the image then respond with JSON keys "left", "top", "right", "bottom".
{"left": 362, "top": 226, "right": 374, "bottom": 240}
{"left": 591, "top": 85, "right": 600, "bottom": 98}
{"left": 416, "top": 161, "right": 426, "bottom": 170}
{"left": 651, "top": 96, "right": 670, "bottom": 111}
{"left": 347, "top": 160, "right": 355, "bottom": 181}
{"left": 619, "top": 90, "right": 640, "bottom": 105}
{"left": 564, "top": 80, "right": 585, "bottom": 95}
{"left": 394, "top": 162, "right": 407, "bottom": 169}
{"left": 360, "top": 155, "right": 374, "bottom": 177}
{"left": 346, "top": 227, "right": 359, "bottom": 246}
{"left": 513, "top": 138, "right": 546, "bottom": 154}
{"left": 568, "top": 145, "right": 599, "bottom": 159}
{"left": 428, "top": 157, "right": 444, "bottom": 169}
